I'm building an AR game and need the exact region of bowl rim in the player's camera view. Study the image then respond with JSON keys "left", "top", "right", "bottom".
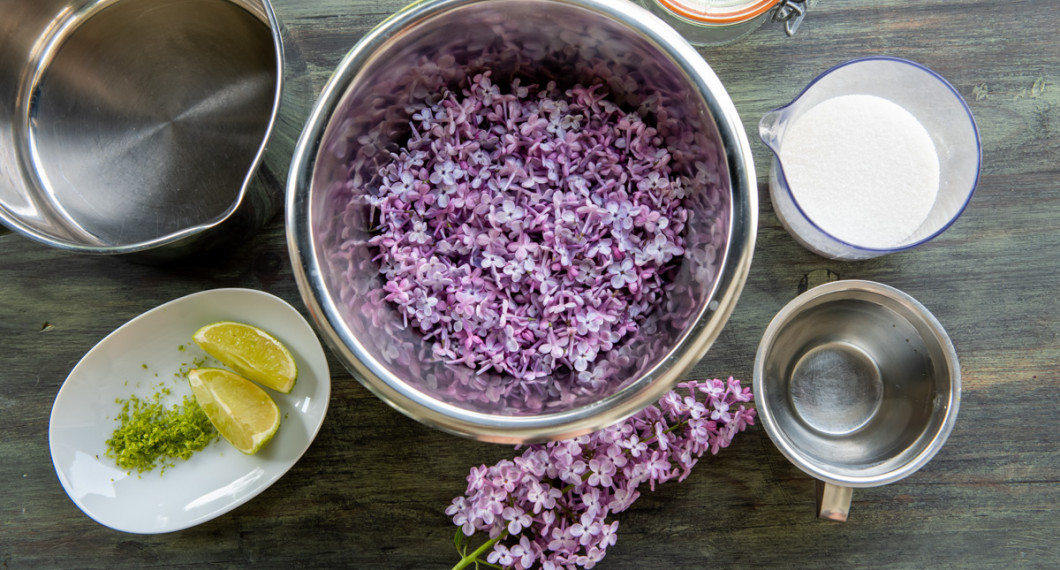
{"left": 286, "top": 0, "right": 758, "bottom": 443}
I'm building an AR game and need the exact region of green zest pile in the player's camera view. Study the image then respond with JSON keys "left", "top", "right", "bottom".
{"left": 105, "top": 391, "right": 219, "bottom": 475}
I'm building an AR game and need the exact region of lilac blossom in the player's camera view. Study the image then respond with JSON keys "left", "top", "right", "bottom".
{"left": 364, "top": 72, "right": 690, "bottom": 382}
{"left": 448, "top": 378, "right": 756, "bottom": 569}
{"left": 324, "top": 43, "right": 732, "bottom": 413}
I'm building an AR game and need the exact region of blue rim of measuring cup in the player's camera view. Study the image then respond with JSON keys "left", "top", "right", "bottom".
{"left": 761, "top": 56, "right": 983, "bottom": 257}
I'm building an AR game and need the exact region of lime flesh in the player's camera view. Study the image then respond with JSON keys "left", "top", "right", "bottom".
{"left": 188, "top": 368, "right": 280, "bottom": 455}
{"left": 193, "top": 321, "right": 297, "bottom": 393}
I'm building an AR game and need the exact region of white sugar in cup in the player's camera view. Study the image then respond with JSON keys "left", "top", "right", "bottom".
{"left": 780, "top": 94, "right": 940, "bottom": 250}
{"left": 759, "top": 57, "right": 981, "bottom": 261}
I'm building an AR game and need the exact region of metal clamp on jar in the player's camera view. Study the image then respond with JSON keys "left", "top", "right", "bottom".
{"left": 642, "top": 0, "right": 811, "bottom": 46}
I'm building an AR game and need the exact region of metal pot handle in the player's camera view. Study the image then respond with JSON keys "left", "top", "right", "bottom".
{"left": 816, "top": 480, "right": 853, "bottom": 522}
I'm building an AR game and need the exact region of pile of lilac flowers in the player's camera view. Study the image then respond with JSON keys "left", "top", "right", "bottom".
{"left": 365, "top": 72, "right": 690, "bottom": 383}
{"left": 447, "top": 378, "right": 756, "bottom": 569}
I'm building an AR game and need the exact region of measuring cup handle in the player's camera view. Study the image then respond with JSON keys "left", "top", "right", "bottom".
{"left": 815, "top": 480, "right": 853, "bottom": 522}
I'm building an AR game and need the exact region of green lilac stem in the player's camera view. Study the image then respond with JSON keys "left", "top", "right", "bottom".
{"left": 451, "top": 530, "right": 509, "bottom": 570}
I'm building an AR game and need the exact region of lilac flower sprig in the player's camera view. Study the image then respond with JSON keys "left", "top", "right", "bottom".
{"left": 447, "top": 377, "right": 756, "bottom": 569}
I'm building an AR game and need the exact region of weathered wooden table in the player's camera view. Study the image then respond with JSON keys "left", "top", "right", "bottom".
{"left": 3, "top": 0, "right": 1058, "bottom": 567}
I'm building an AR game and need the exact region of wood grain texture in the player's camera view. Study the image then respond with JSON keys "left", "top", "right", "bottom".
{"left": 2, "top": 0, "right": 1058, "bottom": 567}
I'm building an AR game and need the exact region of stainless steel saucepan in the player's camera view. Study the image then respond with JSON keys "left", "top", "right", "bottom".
{"left": 0, "top": 0, "right": 310, "bottom": 259}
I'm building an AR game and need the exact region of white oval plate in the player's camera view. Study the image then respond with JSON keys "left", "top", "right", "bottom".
{"left": 49, "top": 288, "right": 330, "bottom": 534}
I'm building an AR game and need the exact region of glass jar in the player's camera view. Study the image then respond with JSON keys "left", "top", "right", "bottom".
{"left": 642, "top": 0, "right": 810, "bottom": 46}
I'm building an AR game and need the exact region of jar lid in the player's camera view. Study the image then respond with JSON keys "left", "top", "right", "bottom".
{"left": 656, "top": 0, "right": 780, "bottom": 24}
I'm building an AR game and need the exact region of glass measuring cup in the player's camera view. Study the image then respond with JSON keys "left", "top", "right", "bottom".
{"left": 759, "top": 57, "right": 982, "bottom": 260}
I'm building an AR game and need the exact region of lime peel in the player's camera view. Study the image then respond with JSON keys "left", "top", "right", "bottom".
{"left": 105, "top": 392, "right": 219, "bottom": 475}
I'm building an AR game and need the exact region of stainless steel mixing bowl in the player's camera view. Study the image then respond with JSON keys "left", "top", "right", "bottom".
{"left": 0, "top": 0, "right": 311, "bottom": 259}
{"left": 287, "top": 0, "right": 757, "bottom": 443}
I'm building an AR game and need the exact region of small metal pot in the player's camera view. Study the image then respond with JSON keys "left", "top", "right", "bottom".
{"left": 0, "top": 0, "right": 311, "bottom": 260}
{"left": 754, "top": 280, "right": 961, "bottom": 521}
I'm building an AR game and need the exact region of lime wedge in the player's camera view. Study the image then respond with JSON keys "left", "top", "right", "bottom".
{"left": 188, "top": 368, "right": 280, "bottom": 455}
{"left": 193, "top": 321, "right": 297, "bottom": 393}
